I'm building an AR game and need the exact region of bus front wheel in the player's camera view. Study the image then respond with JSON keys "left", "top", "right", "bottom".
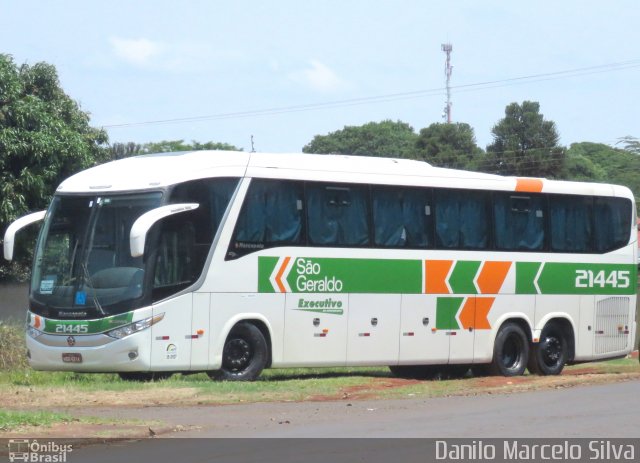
{"left": 528, "top": 322, "right": 568, "bottom": 376}
{"left": 489, "top": 322, "right": 529, "bottom": 376}
{"left": 208, "top": 322, "right": 268, "bottom": 381}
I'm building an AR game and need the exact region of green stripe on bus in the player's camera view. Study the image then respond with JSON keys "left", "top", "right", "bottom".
{"left": 448, "top": 261, "right": 481, "bottom": 294}
{"left": 258, "top": 256, "right": 636, "bottom": 295}
{"left": 39, "top": 313, "right": 134, "bottom": 335}
{"left": 258, "top": 256, "right": 279, "bottom": 293}
{"left": 515, "top": 262, "right": 542, "bottom": 294}
{"left": 536, "top": 263, "right": 637, "bottom": 295}
{"left": 286, "top": 258, "right": 422, "bottom": 294}
{"left": 436, "top": 297, "right": 463, "bottom": 330}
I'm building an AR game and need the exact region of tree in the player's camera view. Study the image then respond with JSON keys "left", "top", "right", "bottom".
{"left": 110, "top": 142, "right": 144, "bottom": 160}
{"left": 0, "top": 54, "right": 108, "bottom": 280}
{"left": 565, "top": 142, "right": 640, "bottom": 207}
{"left": 616, "top": 136, "right": 640, "bottom": 155}
{"left": 483, "top": 101, "right": 564, "bottom": 177}
{"left": 302, "top": 120, "right": 418, "bottom": 158}
{"left": 414, "top": 122, "right": 483, "bottom": 169}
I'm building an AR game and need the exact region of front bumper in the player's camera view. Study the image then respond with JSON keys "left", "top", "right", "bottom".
{"left": 26, "top": 330, "right": 152, "bottom": 372}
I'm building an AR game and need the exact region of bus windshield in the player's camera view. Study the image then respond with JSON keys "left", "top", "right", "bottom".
{"left": 30, "top": 192, "right": 163, "bottom": 316}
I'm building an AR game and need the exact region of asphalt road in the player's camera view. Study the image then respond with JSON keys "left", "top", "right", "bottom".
{"left": 72, "top": 380, "right": 640, "bottom": 439}
{"left": 66, "top": 380, "right": 640, "bottom": 463}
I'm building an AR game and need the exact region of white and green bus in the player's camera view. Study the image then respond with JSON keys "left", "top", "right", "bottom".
{"left": 3, "top": 151, "right": 637, "bottom": 380}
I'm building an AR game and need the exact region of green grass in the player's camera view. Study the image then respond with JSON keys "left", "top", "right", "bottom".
{"left": 0, "top": 410, "right": 72, "bottom": 431}
{"left": 0, "top": 322, "right": 29, "bottom": 370}
{"left": 1, "top": 321, "right": 638, "bottom": 408}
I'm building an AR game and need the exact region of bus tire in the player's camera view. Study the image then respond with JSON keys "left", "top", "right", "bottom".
{"left": 118, "top": 372, "right": 172, "bottom": 382}
{"left": 528, "top": 322, "right": 568, "bottom": 376}
{"left": 208, "top": 322, "right": 267, "bottom": 381}
{"left": 489, "top": 322, "right": 529, "bottom": 377}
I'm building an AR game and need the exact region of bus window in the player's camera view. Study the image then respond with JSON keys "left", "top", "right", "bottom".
{"left": 593, "top": 197, "right": 631, "bottom": 252}
{"left": 372, "top": 186, "right": 432, "bottom": 248}
{"left": 549, "top": 195, "right": 592, "bottom": 252}
{"left": 233, "top": 179, "right": 304, "bottom": 250}
{"left": 306, "top": 183, "right": 370, "bottom": 246}
{"left": 493, "top": 193, "right": 545, "bottom": 251}
{"left": 434, "top": 189, "right": 489, "bottom": 249}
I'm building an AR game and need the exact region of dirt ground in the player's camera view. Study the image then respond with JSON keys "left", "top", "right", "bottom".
{"left": 2, "top": 362, "right": 639, "bottom": 439}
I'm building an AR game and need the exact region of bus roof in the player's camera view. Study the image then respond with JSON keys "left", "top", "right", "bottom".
{"left": 56, "top": 150, "right": 633, "bottom": 200}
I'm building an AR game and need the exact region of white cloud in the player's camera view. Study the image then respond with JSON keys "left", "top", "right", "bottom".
{"left": 109, "top": 37, "right": 163, "bottom": 67}
{"left": 289, "top": 60, "right": 346, "bottom": 93}
{"left": 107, "top": 37, "right": 244, "bottom": 72}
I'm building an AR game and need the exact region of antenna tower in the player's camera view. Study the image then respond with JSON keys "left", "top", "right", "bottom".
{"left": 441, "top": 43, "right": 453, "bottom": 123}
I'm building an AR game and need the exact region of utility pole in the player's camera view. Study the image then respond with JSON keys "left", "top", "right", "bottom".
{"left": 441, "top": 43, "right": 453, "bottom": 123}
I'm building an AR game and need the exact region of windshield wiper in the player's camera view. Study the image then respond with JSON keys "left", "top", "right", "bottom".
{"left": 82, "top": 262, "right": 106, "bottom": 316}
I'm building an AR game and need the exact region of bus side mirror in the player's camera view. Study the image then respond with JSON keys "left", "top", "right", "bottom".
{"left": 3, "top": 210, "right": 47, "bottom": 261}
{"left": 130, "top": 203, "right": 199, "bottom": 258}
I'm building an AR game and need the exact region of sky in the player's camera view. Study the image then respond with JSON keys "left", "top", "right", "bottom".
{"left": 1, "top": 1, "right": 639, "bottom": 153}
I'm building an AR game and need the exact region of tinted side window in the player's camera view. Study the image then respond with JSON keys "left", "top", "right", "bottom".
{"left": 233, "top": 179, "right": 304, "bottom": 250}
{"left": 594, "top": 197, "right": 631, "bottom": 252}
{"left": 549, "top": 195, "right": 592, "bottom": 252}
{"left": 493, "top": 194, "right": 545, "bottom": 251}
{"left": 372, "top": 186, "right": 432, "bottom": 248}
{"left": 434, "top": 189, "right": 489, "bottom": 249}
{"left": 307, "top": 183, "right": 370, "bottom": 246}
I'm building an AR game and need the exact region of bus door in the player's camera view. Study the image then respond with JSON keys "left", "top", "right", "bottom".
{"left": 148, "top": 218, "right": 201, "bottom": 370}
{"left": 150, "top": 293, "right": 193, "bottom": 370}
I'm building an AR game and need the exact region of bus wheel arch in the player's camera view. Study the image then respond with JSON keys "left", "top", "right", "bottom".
{"left": 207, "top": 320, "right": 269, "bottom": 381}
{"left": 528, "top": 318, "right": 574, "bottom": 376}
{"left": 489, "top": 319, "right": 531, "bottom": 377}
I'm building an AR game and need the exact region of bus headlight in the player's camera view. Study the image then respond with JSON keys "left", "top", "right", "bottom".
{"left": 105, "top": 313, "right": 164, "bottom": 339}
{"left": 27, "top": 326, "right": 43, "bottom": 339}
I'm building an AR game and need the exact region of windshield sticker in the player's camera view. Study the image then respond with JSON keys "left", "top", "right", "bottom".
{"left": 40, "top": 278, "right": 55, "bottom": 295}
{"left": 74, "top": 291, "right": 87, "bottom": 305}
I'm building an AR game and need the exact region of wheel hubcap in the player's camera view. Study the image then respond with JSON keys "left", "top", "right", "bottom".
{"left": 223, "top": 338, "right": 252, "bottom": 372}
{"left": 541, "top": 336, "right": 562, "bottom": 367}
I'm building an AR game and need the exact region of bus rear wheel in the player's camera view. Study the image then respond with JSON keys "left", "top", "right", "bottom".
{"left": 528, "top": 322, "right": 568, "bottom": 376}
{"left": 489, "top": 322, "right": 529, "bottom": 376}
{"left": 208, "top": 322, "right": 268, "bottom": 381}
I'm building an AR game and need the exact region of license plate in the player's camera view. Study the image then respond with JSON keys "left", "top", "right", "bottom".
{"left": 62, "top": 353, "right": 82, "bottom": 363}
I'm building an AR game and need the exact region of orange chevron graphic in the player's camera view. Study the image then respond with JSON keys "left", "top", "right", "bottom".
{"left": 275, "top": 256, "right": 291, "bottom": 293}
{"left": 458, "top": 298, "right": 475, "bottom": 329}
{"left": 424, "top": 260, "right": 453, "bottom": 294}
{"left": 474, "top": 297, "right": 494, "bottom": 329}
{"left": 457, "top": 297, "right": 494, "bottom": 330}
{"left": 476, "top": 261, "right": 512, "bottom": 294}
